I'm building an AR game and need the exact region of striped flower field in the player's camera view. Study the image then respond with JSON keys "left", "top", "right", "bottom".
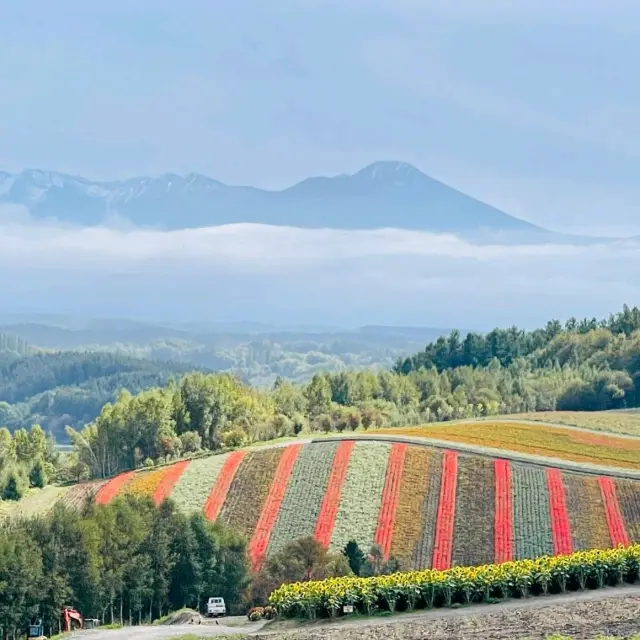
{"left": 11, "top": 438, "right": 640, "bottom": 571}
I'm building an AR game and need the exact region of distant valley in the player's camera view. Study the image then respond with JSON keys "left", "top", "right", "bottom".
{"left": 0, "top": 317, "right": 451, "bottom": 439}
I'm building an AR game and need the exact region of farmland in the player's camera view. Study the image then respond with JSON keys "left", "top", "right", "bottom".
{"left": 373, "top": 422, "right": 640, "bottom": 471}
{"left": 6, "top": 433, "right": 640, "bottom": 572}
{"left": 507, "top": 411, "right": 640, "bottom": 437}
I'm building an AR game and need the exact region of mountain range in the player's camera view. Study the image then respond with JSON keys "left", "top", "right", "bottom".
{"left": 0, "top": 161, "right": 550, "bottom": 237}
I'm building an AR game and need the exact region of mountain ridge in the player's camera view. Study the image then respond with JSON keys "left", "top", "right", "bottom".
{"left": 0, "top": 161, "right": 548, "bottom": 236}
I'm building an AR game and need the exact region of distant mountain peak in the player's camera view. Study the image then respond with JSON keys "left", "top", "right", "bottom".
{"left": 0, "top": 162, "right": 548, "bottom": 237}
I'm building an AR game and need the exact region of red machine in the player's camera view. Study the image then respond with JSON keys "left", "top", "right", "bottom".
{"left": 62, "top": 608, "right": 84, "bottom": 632}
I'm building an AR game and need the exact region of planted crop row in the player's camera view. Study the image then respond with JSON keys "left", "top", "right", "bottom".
{"left": 219, "top": 448, "right": 283, "bottom": 539}
{"left": 249, "top": 444, "right": 303, "bottom": 569}
{"left": 377, "top": 422, "right": 640, "bottom": 470}
{"left": 599, "top": 477, "right": 629, "bottom": 547}
{"left": 270, "top": 545, "right": 640, "bottom": 619}
{"left": 171, "top": 453, "right": 235, "bottom": 515}
{"left": 59, "top": 480, "right": 106, "bottom": 510}
{"left": 95, "top": 470, "right": 135, "bottom": 505}
{"left": 452, "top": 455, "right": 494, "bottom": 567}
{"left": 268, "top": 442, "right": 339, "bottom": 557}
{"left": 389, "top": 446, "right": 434, "bottom": 567}
{"left": 204, "top": 451, "right": 246, "bottom": 521}
{"left": 494, "top": 459, "right": 513, "bottom": 563}
{"left": 373, "top": 443, "right": 407, "bottom": 560}
{"left": 564, "top": 474, "right": 610, "bottom": 551}
{"left": 616, "top": 479, "right": 640, "bottom": 543}
{"left": 329, "top": 442, "right": 391, "bottom": 553}
{"left": 547, "top": 468, "right": 572, "bottom": 556}
{"left": 315, "top": 441, "right": 354, "bottom": 548}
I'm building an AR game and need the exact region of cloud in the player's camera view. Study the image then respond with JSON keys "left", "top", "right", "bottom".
{"left": 1, "top": 216, "right": 640, "bottom": 328}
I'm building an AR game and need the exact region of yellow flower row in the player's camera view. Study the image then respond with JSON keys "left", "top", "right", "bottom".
{"left": 269, "top": 545, "right": 640, "bottom": 618}
{"left": 376, "top": 422, "right": 640, "bottom": 470}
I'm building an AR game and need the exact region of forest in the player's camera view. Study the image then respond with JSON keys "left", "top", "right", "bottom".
{"left": 0, "top": 495, "right": 249, "bottom": 637}
{"left": 3, "top": 305, "right": 640, "bottom": 486}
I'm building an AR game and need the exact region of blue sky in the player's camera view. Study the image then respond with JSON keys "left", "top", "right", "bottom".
{"left": 1, "top": 1, "right": 640, "bottom": 236}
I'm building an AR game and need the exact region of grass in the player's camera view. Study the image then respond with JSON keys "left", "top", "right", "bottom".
{"left": 506, "top": 411, "right": 640, "bottom": 437}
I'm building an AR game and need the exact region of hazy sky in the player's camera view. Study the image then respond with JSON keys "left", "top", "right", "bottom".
{"left": 1, "top": 209, "right": 639, "bottom": 329}
{"left": 2, "top": 1, "right": 640, "bottom": 236}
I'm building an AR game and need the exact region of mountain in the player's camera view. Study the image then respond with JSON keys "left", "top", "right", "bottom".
{"left": 0, "top": 161, "right": 547, "bottom": 235}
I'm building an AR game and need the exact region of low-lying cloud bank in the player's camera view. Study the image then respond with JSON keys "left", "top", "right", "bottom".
{"left": 1, "top": 213, "right": 639, "bottom": 328}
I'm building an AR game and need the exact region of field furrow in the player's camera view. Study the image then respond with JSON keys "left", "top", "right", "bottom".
{"left": 512, "top": 464, "right": 553, "bottom": 559}
{"left": 432, "top": 450, "right": 458, "bottom": 570}
{"left": 314, "top": 441, "right": 354, "bottom": 548}
{"left": 452, "top": 455, "right": 494, "bottom": 567}
{"left": 390, "top": 446, "right": 434, "bottom": 568}
{"left": 219, "top": 448, "right": 283, "bottom": 539}
{"left": 374, "top": 443, "right": 407, "bottom": 560}
{"left": 494, "top": 459, "right": 514, "bottom": 563}
{"left": 564, "top": 473, "right": 610, "bottom": 552}
{"left": 249, "top": 444, "right": 303, "bottom": 569}
{"left": 268, "top": 441, "right": 338, "bottom": 557}
{"left": 412, "top": 449, "right": 443, "bottom": 569}
{"left": 329, "top": 441, "right": 391, "bottom": 553}
{"left": 547, "top": 469, "right": 572, "bottom": 556}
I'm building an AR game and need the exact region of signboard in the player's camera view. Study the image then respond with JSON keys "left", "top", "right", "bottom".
{"left": 343, "top": 605, "right": 354, "bottom": 614}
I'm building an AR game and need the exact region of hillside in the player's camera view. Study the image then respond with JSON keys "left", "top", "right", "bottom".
{"left": 0, "top": 162, "right": 548, "bottom": 236}
{"left": 0, "top": 320, "right": 447, "bottom": 386}
{"left": 10, "top": 434, "right": 640, "bottom": 571}
{"left": 0, "top": 351, "right": 201, "bottom": 439}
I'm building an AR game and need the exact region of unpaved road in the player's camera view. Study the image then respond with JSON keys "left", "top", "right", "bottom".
{"left": 62, "top": 616, "right": 267, "bottom": 639}
{"left": 58, "top": 586, "right": 640, "bottom": 639}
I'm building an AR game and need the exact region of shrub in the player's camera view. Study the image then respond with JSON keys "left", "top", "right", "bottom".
{"left": 29, "top": 457, "right": 47, "bottom": 488}
{"left": 143, "top": 458, "right": 155, "bottom": 468}
{"left": 179, "top": 430, "right": 202, "bottom": 454}
{"left": 1, "top": 466, "right": 28, "bottom": 501}
{"left": 222, "top": 429, "right": 246, "bottom": 449}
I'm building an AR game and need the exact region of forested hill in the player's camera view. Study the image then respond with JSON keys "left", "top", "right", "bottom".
{"left": 0, "top": 352, "right": 203, "bottom": 440}
{"left": 0, "top": 331, "right": 34, "bottom": 359}
{"left": 395, "top": 305, "right": 640, "bottom": 374}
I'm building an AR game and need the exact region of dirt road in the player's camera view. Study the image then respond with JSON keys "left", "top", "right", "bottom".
{"left": 59, "top": 586, "right": 640, "bottom": 639}
{"left": 62, "top": 616, "right": 267, "bottom": 639}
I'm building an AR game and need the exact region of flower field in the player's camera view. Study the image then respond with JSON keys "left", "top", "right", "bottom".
{"left": 7, "top": 438, "right": 640, "bottom": 571}
{"left": 269, "top": 545, "right": 640, "bottom": 619}
{"left": 375, "top": 422, "right": 640, "bottom": 470}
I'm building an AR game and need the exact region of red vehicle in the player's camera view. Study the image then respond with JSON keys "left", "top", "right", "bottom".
{"left": 62, "top": 607, "right": 84, "bottom": 632}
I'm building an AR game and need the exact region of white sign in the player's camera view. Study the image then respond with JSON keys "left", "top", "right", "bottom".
{"left": 343, "top": 605, "right": 354, "bottom": 614}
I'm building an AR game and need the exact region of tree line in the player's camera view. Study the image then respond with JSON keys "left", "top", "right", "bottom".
{"left": 0, "top": 491, "right": 398, "bottom": 639}
{"left": 0, "top": 495, "right": 248, "bottom": 639}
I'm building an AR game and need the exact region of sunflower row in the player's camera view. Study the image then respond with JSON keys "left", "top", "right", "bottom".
{"left": 269, "top": 545, "right": 640, "bottom": 619}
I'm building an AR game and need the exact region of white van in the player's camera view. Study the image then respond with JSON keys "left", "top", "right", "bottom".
{"left": 206, "top": 597, "right": 226, "bottom": 618}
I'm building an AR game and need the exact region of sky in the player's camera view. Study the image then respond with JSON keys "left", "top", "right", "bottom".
{"left": 1, "top": 1, "right": 640, "bottom": 329}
